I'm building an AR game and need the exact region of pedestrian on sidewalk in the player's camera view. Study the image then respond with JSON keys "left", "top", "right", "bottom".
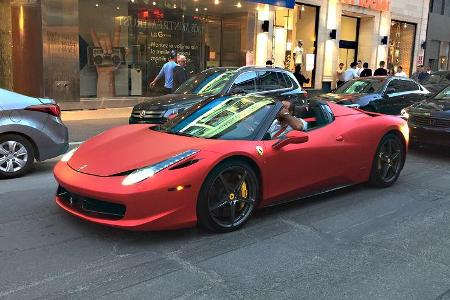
{"left": 293, "top": 40, "right": 304, "bottom": 69}
{"left": 395, "top": 66, "right": 407, "bottom": 78}
{"left": 374, "top": 61, "right": 388, "bottom": 76}
{"left": 360, "top": 62, "right": 372, "bottom": 77}
{"left": 343, "top": 62, "right": 359, "bottom": 82}
{"left": 149, "top": 50, "right": 178, "bottom": 94}
{"left": 293, "top": 64, "right": 310, "bottom": 87}
{"left": 356, "top": 60, "right": 364, "bottom": 76}
{"left": 336, "top": 63, "right": 345, "bottom": 87}
{"left": 173, "top": 55, "right": 189, "bottom": 91}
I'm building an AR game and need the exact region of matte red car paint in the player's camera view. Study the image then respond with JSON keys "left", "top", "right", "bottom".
{"left": 54, "top": 102, "right": 408, "bottom": 231}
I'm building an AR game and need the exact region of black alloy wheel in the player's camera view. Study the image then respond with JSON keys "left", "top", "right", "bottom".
{"left": 369, "top": 134, "right": 404, "bottom": 187}
{"left": 197, "top": 160, "right": 259, "bottom": 232}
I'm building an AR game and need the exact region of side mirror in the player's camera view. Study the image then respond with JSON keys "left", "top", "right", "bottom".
{"left": 272, "top": 131, "right": 309, "bottom": 150}
{"left": 385, "top": 87, "right": 396, "bottom": 95}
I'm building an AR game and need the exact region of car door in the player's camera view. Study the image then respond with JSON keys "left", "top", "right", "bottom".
{"left": 229, "top": 71, "right": 258, "bottom": 95}
{"left": 260, "top": 103, "right": 362, "bottom": 206}
{"left": 377, "top": 79, "right": 407, "bottom": 115}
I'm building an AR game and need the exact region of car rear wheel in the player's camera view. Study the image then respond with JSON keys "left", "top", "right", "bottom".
{"left": 197, "top": 160, "right": 259, "bottom": 233}
{"left": 0, "top": 134, "right": 35, "bottom": 179}
{"left": 369, "top": 134, "right": 404, "bottom": 187}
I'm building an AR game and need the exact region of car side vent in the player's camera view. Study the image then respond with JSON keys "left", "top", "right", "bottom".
{"left": 170, "top": 159, "right": 200, "bottom": 170}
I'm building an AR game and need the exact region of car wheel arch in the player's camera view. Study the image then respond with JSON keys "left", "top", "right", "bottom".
{"left": 382, "top": 129, "right": 407, "bottom": 167}
{"left": 0, "top": 131, "right": 40, "bottom": 161}
{"left": 200, "top": 155, "right": 263, "bottom": 203}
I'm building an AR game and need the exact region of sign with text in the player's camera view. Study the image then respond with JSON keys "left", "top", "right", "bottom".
{"left": 245, "top": 0, "right": 295, "bottom": 9}
{"left": 340, "top": 0, "right": 390, "bottom": 12}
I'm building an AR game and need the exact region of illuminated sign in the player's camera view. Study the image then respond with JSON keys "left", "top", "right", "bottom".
{"left": 340, "top": 0, "right": 390, "bottom": 12}
{"left": 245, "top": 0, "right": 295, "bottom": 9}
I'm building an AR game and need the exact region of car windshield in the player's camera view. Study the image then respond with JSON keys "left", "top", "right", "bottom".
{"left": 335, "top": 79, "right": 384, "bottom": 94}
{"left": 434, "top": 85, "right": 450, "bottom": 100}
{"left": 174, "top": 70, "right": 231, "bottom": 95}
{"left": 157, "top": 95, "right": 275, "bottom": 140}
{"left": 421, "top": 73, "right": 450, "bottom": 85}
{"left": 194, "top": 70, "right": 238, "bottom": 95}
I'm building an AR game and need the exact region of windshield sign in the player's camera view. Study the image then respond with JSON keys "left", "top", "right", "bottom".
{"left": 159, "top": 95, "right": 275, "bottom": 140}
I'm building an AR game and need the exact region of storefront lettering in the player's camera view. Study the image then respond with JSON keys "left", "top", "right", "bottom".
{"left": 340, "top": 0, "right": 390, "bottom": 12}
{"left": 119, "top": 17, "right": 201, "bottom": 34}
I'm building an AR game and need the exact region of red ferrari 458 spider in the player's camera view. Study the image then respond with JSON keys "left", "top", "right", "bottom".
{"left": 54, "top": 95, "right": 409, "bottom": 232}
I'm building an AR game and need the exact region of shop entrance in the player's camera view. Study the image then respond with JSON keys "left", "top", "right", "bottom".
{"left": 339, "top": 15, "right": 360, "bottom": 68}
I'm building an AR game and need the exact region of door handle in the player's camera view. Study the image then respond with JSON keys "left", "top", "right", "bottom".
{"left": 336, "top": 136, "right": 344, "bottom": 142}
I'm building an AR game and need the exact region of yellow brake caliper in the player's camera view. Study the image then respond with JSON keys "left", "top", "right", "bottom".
{"left": 239, "top": 182, "right": 248, "bottom": 210}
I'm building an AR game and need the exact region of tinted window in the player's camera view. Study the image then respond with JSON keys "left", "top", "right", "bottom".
{"left": 278, "top": 73, "right": 293, "bottom": 89}
{"left": 231, "top": 72, "right": 257, "bottom": 93}
{"left": 386, "top": 79, "right": 402, "bottom": 93}
{"left": 397, "top": 80, "right": 420, "bottom": 92}
{"left": 175, "top": 71, "right": 224, "bottom": 94}
{"left": 258, "top": 71, "right": 281, "bottom": 91}
{"left": 198, "top": 70, "right": 238, "bottom": 95}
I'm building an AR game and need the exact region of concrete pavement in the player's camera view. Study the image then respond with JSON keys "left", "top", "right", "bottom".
{"left": 0, "top": 147, "right": 449, "bottom": 299}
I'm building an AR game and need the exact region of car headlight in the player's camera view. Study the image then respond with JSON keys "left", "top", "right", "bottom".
{"left": 122, "top": 149, "right": 199, "bottom": 186}
{"left": 400, "top": 109, "right": 409, "bottom": 120}
{"left": 61, "top": 147, "right": 78, "bottom": 162}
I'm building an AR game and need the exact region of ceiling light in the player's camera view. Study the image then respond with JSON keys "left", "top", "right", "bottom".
{"left": 236, "top": 2, "right": 242, "bottom": 8}
{"left": 214, "top": 0, "right": 220, "bottom": 4}
{"left": 301, "top": 5, "right": 305, "bottom": 11}
{"left": 204, "top": 7, "right": 207, "bottom": 11}
{"left": 195, "top": 7, "right": 199, "bottom": 11}
{"left": 95, "top": 3, "right": 99, "bottom": 7}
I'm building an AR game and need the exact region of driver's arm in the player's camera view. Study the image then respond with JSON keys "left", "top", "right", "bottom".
{"left": 282, "top": 113, "right": 304, "bottom": 131}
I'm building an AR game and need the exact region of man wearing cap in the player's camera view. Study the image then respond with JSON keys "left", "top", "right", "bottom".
{"left": 293, "top": 40, "right": 304, "bottom": 69}
{"left": 150, "top": 50, "right": 178, "bottom": 94}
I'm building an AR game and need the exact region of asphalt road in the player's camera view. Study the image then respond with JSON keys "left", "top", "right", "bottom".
{"left": 0, "top": 142, "right": 449, "bottom": 299}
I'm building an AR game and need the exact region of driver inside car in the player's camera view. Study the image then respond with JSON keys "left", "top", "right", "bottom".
{"left": 268, "top": 101, "right": 309, "bottom": 139}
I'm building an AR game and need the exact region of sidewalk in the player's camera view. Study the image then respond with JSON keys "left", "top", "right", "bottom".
{"left": 61, "top": 107, "right": 133, "bottom": 122}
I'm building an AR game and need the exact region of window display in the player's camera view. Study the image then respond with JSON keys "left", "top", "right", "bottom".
{"left": 388, "top": 21, "right": 416, "bottom": 76}
{"left": 79, "top": 0, "right": 257, "bottom": 98}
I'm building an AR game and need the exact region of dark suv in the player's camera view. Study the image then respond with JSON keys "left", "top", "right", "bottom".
{"left": 129, "top": 66, "right": 306, "bottom": 124}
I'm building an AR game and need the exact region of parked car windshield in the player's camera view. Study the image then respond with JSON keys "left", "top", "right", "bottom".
{"left": 335, "top": 79, "right": 384, "bottom": 94}
{"left": 174, "top": 70, "right": 228, "bottom": 95}
{"left": 195, "top": 70, "right": 238, "bottom": 95}
{"left": 157, "top": 95, "right": 275, "bottom": 140}
{"left": 421, "top": 72, "right": 450, "bottom": 85}
{"left": 434, "top": 85, "right": 450, "bottom": 100}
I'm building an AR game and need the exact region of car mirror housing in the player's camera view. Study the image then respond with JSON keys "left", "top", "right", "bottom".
{"left": 272, "top": 131, "right": 309, "bottom": 150}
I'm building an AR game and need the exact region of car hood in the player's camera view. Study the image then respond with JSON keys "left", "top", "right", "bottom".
{"left": 68, "top": 125, "right": 220, "bottom": 177}
{"left": 133, "top": 94, "right": 210, "bottom": 110}
{"left": 318, "top": 93, "right": 366, "bottom": 104}
{"left": 407, "top": 99, "right": 450, "bottom": 119}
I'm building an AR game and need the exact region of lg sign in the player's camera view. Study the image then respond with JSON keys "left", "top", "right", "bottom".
{"left": 341, "top": 0, "right": 391, "bottom": 12}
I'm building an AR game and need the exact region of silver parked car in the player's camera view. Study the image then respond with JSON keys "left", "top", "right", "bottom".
{"left": 0, "top": 88, "right": 69, "bottom": 179}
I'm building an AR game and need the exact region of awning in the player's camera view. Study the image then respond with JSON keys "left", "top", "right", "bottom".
{"left": 245, "top": 0, "right": 295, "bottom": 9}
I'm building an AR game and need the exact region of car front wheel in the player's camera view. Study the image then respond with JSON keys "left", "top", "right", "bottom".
{"left": 369, "top": 133, "right": 405, "bottom": 187}
{"left": 197, "top": 160, "right": 259, "bottom": 233}
{"left": 0, "top": 134, "right": 35, "bottom": 179}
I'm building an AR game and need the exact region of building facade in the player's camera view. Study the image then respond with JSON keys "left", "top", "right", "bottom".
{"left": 0, "top": 0, "right": 430, "bottom": 107}
{"left": 424, "top": 0, "right": 450, "bottom": 71}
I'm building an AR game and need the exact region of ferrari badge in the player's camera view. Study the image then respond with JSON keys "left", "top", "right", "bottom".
{"left": 256, "top": 146, "right": 264, "bottom": 156}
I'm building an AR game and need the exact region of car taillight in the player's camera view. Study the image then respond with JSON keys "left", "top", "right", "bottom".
{"left": 26, "top": 104, "right": 61, "bottom": 117}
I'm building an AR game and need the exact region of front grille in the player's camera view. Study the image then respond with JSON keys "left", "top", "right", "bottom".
{"left": 57, "top": 186, "right": 126, "bottom": 220}
{"left": 409, "top": 116, "right": 450, "bottom": 128}
{"left": 131, "top": 109, "right": 165, "bottom": 119}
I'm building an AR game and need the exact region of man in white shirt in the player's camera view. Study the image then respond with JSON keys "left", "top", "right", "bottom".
{"left": 293, "top": 40, "right": 304, "bottom": 69}
{"left": 343, "top": 62, "right": 359, "bottom": 82}
{"left": 356, "top": 60, "right": 364, "bottom": 76}
{"left": 395, "top": 66, "right": 407, "bottom": 78}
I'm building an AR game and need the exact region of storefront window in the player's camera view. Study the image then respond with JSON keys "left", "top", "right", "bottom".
{"left": 0, "top": 1, "right": 13, "bottom": 90}
{"left": 388, "top": 21, "right": 416, "bottom": 76}
{"left": 439, "top": 42, "right": 449, "bottom": 70}
{"left": 273, "top": 3, "right": 318, "bottom": 88}
{"left": 79, "top": 0, "right": 257, "bottom": 98}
